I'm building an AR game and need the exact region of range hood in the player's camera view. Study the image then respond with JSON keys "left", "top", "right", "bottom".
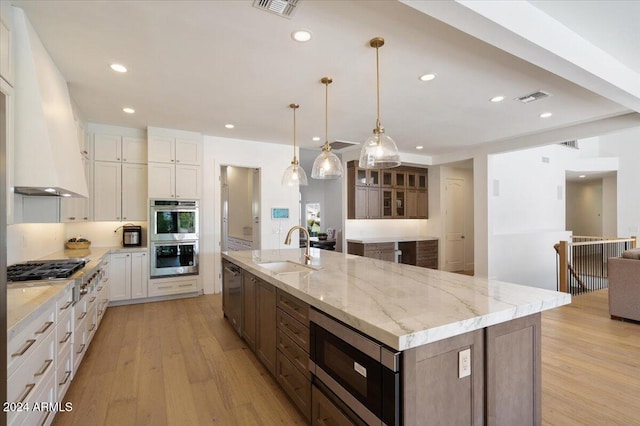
{"left": 13, "top": 7, "right": 88, "bottom": 198}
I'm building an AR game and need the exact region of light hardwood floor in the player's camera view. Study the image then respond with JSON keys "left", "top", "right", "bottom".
{"left": 53, "top": 290, "right": 640, "bottom": 425}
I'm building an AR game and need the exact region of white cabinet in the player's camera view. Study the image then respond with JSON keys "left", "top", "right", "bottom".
{"left": 148, "top": 162, "right": 201, "bottom": 199}
{"left": 61, "top": 157, "right": 90, "bottom": 223}
{"left": 148, "top": 276, "right": 199, "bottom": 298}
{"left": 148, "top": 135, "right": 201, "bottom": 165}
{"left": 1, "top": 10, "right": 13, "bottom": 86}
{"left": 148, "top": 133, "right": 202, "bottom": 199}
{"left": 94, "top": 161, "right": 147, "bottom": 221}
{"left": 94, "top": 134, "right": 147, "bottom": 164}
{"left": 109, "top": 250, "right": 148, "bottom": 302}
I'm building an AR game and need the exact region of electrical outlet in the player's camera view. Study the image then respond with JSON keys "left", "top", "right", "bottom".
{"left": 459, "top": 348, "right": 471, "bottom": 378}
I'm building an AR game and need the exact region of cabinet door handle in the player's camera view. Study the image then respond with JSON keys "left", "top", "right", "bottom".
{"left": 60, "top": 301, "right": 72, "bottom": 311}
{"left": 12, "top": 339, "right": 36, "bottom": 357}
{"left": 35, "top": 321, "right": 54, "bottom": 335}
{"left": 78, "top": 312, "right": 87, "bottom": 320}
{"left": 68, "top": 217, "right": 76, "bottom": 220}
{"left": 60, "top": 331, "right": 72, "bottom": 344}
{"left": 76, "top": 343, "right": 86, "bottom": 354}
{"left": 89, "top": 296, "right": 97, "bottom": 303}
{"left": 89, "top": 323, "right": 96, "bottom": 332}
{"left": 179, "top": 283, "right": 192, "bottom": 288}
{"left": 34, "top": 359, "right": 53, "bottom": 377}
{"left": 59, "top": 371, "right": 72, "bottom": 386}
{"left": 16, "top": 383, "right": 35, "bottom": 403}
{"left": 157, "top": 285, "right": 172, "bottom": 290}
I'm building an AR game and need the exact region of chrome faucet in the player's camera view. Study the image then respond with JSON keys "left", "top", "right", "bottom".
{"left": 284, "top": 225, "right": 312, "bottom": 265}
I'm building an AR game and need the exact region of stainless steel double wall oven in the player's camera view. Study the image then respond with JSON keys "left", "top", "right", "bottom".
{"left": 149, "top": 200, "right": 199, "bottom": 278}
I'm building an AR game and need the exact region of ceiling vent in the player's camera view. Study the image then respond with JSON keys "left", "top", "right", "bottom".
{"left": 253, "top": 0, "right": 300, "bottom": 18}
{"left": 515, "top": 91, "right": 550, "bottom": 104}
{"left": 325, "top": 140, "right": 359, "bottom": 151}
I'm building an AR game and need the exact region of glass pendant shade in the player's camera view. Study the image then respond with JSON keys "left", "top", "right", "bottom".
{"left": 311, "top": 146, "right": 343, "bottom": 179}
{"left": 358, "top": 132, "right": 401, "bottom": 169}
{"left": 282, "top": 162, "right": 308, "bottom": 186}
{"left": 358, "top": 37, "right": 401, "bottom": 170}
{"left": 282, "top": 103, "right": 308, "bottom": 187}
{"left": 311, "top": 76, "right": 343, "bottom": 179}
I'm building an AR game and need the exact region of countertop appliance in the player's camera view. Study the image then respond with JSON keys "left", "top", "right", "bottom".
{"left": 122, "top": 225, "right": 142, "bottom": 247}
{"left": 309, "top": 308, "right": 401, "bottom": 426}
{"left": 222, "top": 260, "right": 242, "bottom": 336}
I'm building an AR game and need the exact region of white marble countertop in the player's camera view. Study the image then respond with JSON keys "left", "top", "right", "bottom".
{"left": 7, "top": 246, "right": 145, "bottom": 335}
{"left": 346, "top": 236, "right": 438, "bottom": 244}
{"left": 7, "top": 281, "right": 73, "bottom": 338}
{"left": 223, "top": 248, "right": 570, "bottom": 351}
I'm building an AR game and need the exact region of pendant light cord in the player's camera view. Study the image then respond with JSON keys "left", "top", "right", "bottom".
{"left": 325, "top": 80, "right": 329, "bottom": 145}
{"left": 375, "top": 44, "right": 381, "bottom": 132}
{"left": 290, "top": 103, "right": 299, "bottom": 165}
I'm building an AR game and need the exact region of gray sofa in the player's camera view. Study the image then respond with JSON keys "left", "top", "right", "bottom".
{"left": 608, "top": 248, "right": 640, "bottom": 322}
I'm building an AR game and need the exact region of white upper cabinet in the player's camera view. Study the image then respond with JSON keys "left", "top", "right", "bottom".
{"left": 94, "top": 133, "right": 147, "bottom": 163}
{"left": 148, "top": 135, "right": 201, "bottom": 165}
{"left": 0, "top": 2, "right": 13, "bottom": 86}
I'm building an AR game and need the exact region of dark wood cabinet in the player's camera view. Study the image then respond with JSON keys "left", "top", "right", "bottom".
{"left": 347, "top": 242, "right": 396, "bottom": 262}
{"left": 241, "top": 270, "right": 256, "bottom": 351}
{"left": 347, "top": 161, "right": 427, "bottom": 219}
{"left": 399, "top": 240, "right": 438, "bottom": 269}
{"left": 256, "top": 278, "right": 276, "bottom": 376}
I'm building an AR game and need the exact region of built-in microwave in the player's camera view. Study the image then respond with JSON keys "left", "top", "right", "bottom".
{"left": 150, "top": 241, "right": 199, "bottom": 278}
{"left": 309, "top": 309, "right": 401, "bottom": 426}
{"left": 150, "top": 200, "right": 199, "bottom": 241}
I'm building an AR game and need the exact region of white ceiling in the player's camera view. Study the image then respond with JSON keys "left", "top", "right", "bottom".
{"left": 11, "top": 0, "right": 640, "bottom": 159}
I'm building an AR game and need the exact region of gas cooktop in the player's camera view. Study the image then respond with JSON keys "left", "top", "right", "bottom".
{"left": 7, "top": 259, "right": 86, "bottom": 282}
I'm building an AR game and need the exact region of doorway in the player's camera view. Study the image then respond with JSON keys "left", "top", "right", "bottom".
{"left": 221, "top": 166, "right": 261, "bottom": 251}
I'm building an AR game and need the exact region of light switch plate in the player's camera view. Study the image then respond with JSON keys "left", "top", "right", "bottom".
{"left": 459, "top": 348, "right": 471, "bottom": 378}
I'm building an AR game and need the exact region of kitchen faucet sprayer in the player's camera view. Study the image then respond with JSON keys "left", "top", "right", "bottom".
{"left": 284, "top": 225, "right": 312, "bottom": 265}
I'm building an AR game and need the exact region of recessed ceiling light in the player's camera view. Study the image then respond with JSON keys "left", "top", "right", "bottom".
{"left": 419, "top": 73, "right": 436, "bottom": 82}
{"left": 312, "top": 136, "right": 320, "bottom": 142}
{"left": 122, "top": 107, "right": 135, "bottom": 114}
{"left": 225, "top": 124, "right": 235, "bottom": 129}
{"left": 539, "top": 112, "right": 553, "bottom": 118}
{"left": 579, "top": 175, "right": 586, "bottom": 178}
{"left": 490, "top": 95, "right": 505, "bottom": 103}
{"left": 416, "top": 146, "right": 424, "bottom": 150}
{"left": 61, "top": 193, "right": 71, "bottom": 197}
{"left": 110, "top": 63, "right": 127, "bottom": 73}
{"left": 291, "top": 29, "right": 312, "bottom": 42}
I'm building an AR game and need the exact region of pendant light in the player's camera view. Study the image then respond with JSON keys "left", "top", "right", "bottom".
{"left": 282, "top": 103, "right": 309, "bottom": 187}
{"left": 311, "top": 77, "right": 343, "bottom": 179}
{"left": 358, "top": 37, "right": 401, "bottom": 169}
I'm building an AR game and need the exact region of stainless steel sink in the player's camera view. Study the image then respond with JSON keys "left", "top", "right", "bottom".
{"left": 257, "top": 261, "right": 320, "bottom": 275}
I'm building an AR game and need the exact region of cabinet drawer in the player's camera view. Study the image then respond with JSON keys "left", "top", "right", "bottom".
{"left": 148, "top": 278, "right": 198, "bottom": 297}
{"left": 311, "top": 384, "right": 358, "bottom": 426}
{"left": 86, "top": 304, "right": 98, "bottom": 345}
{"left": 57, "top": 345, "right": 74, "bottom": 402}
{"left": 277, "top": 309, "right": 309, "bottom": 353}
{"left": 7, "top": 327, "right": 55, "bottom": 409}
{"left": 21, "top": 371, "right": 56, "bottom": 426}
{"left": 363, "top": 242, "right": 395, "bottom": 252}
{"left": 56, "top": 284, "right": 74, "bottom": 321}
{"left": 8, "top": 305, "right": 55, "bottom": 377}
{"left": 277, "top": 329, "right": 311, "bottom": 379}
{"left": 277, "top": 289, "right": 309, "bottom": 325}
{"left": 276, "top": 350, "right": 311, "bottom": 421}
{"left": 56, "top": 312, "right": 73, "bottom": 358}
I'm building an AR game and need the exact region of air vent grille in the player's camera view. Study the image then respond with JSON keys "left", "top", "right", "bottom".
{"left": 253, "top": 0, "right": 300, "bottom": 18}
{"left": 326, "top": 140, "right": 359, "bottom": 151}
{"left": 559, "top": 140, "right": 579, "bottom": 149}
{"left": 515, "top": 91, "right": 550, "bottom": 103}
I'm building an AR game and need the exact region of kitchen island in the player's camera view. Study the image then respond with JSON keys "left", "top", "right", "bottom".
{"left": 222, "top": 248, "right": 570, "bottom": 425}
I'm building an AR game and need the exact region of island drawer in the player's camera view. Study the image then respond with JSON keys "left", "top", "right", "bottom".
{"left": 277, "top": 329, "right": 311, "bottom": 379}
{"left": 276, "top": 350, "right": 311, "bottom": 421}
{"left": 277, "top": 289, "right": 309, "bottom": 325}
{"left": 277, "top": 309, "right": 309, "bottom": 353}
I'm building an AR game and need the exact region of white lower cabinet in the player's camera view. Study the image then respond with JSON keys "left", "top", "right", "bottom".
{"left": 110, "top": 250, "right": 148, "bottom": 302}
{"left": 148, "top": 276, "right": 198, "bottom": 297}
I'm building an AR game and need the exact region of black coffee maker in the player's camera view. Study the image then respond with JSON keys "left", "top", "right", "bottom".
{"left": 122, "top": 225, "right": 142, "bottom": 247}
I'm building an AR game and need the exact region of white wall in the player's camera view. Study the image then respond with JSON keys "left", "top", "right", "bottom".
{"left": 227, "top": 166, "right": 253, "bottom": 239}
{"left": 203, "top": 136, "right": 300, "bottom": 294}
{"left": 6, "top": 222, "right": 65, "bottom": 265}
{"left": 65, "top": 221, "right": 147, "bottom": 247}
{"left": 486, "top": 145, "right": 572, "bottom": 289}
{"left": 597, "top": 127, "right": 640, "bottom": 238}
{"left": 566, "top": 180, "right": 603, "bottom": 236}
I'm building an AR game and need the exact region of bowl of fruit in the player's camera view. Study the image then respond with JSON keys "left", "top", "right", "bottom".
{"left": 66, "top": 237, "right": 91, "bottom": 250}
